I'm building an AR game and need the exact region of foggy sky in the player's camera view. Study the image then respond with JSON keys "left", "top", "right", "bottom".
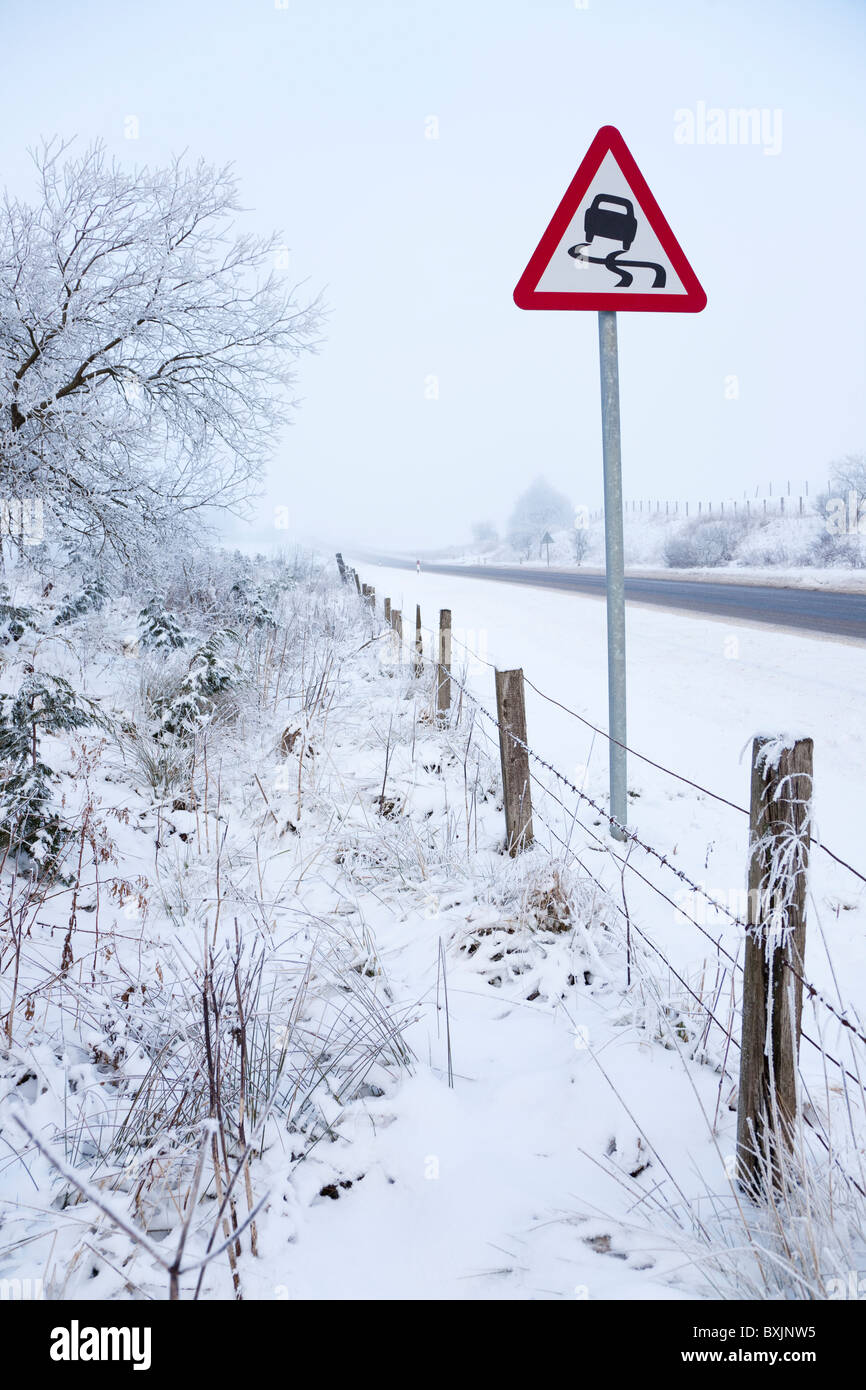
{"left": 1, "top": 0, "right": 864, "bottom": 552}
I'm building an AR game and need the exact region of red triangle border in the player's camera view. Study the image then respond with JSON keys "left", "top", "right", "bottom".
{"left": 513, "top": 126, "right": 707, "bottom": 313}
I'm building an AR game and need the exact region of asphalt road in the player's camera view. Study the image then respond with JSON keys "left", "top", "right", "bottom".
{"left": 362, "top": 557, "right": 866, "bottom": 641}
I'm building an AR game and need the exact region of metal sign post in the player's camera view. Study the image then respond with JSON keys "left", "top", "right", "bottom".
{"left": 597, "top": 310, "right": 627, "bottom": 839}
{"left": 513, "top": 126, "right": 706, "bottom": 838}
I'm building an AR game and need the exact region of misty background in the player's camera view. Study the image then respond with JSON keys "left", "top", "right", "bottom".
{"left": 1, "top": 0, "right": 863, "bottom": 552}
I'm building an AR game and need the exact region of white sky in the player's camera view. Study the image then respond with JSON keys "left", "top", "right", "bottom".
{"left": 1, "top": 0, "right": 864, "bottom": 550}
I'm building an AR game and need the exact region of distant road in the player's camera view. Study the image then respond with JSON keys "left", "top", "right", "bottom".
{"left": 361, "top": 557, "right": 866, "bottom": 641}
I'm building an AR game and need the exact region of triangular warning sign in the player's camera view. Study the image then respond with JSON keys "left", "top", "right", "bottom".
{"left": 513, "top": 126, "right": 706, "bottom": 313}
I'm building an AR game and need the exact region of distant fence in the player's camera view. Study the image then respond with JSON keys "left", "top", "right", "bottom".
{"left": 588, "top": 495, "right": 819, "bottom": 523}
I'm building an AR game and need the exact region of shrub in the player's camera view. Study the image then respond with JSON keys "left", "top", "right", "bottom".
{"left": 138, "top": 598, "right": 187, "bottom": 652}
{"left": 805, "top": 528, "right": 866, "bottom": 568}
{"left": 572, "top": 528, "right": 590, "bottom": 565}
{"left": 0, "top": 673, "right": 104, "bottom": 868}
{"left": 153, "top": 630, "right": 238, "bottom": 741}
{"left": 0, "top": 585, "right": 38, "bottom": 645}
{"left": 663, "top": 516, "right": 751, "bottom": 568}
{"left": 229, "top": 581, "right": 276, "bottom": 630}
{"left": 53, "top": 576, "right": 108, "bottom": 626}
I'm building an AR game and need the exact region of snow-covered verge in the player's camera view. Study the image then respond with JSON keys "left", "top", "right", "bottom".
{"left": 443, "top": 510, "right": 866, "bottom": 585}
{"left": 1, "top": 555, "right": 864, "bottom": 1300}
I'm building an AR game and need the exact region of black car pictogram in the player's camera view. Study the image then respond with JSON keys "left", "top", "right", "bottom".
{"left": 568, "top": 190, "right": 666, "bottom": 288}
{"left": 583, "top": 195, "right": 637, "bottom": 252}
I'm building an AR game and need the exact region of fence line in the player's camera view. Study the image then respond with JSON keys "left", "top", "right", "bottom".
{"left": 447, "top": 629, "right": 866, "bottom": 892}
{"left": 468, "top": 681, "right": 866, "bottom": 1106}
{"left": 450, "top": 628, "right": 750, "bottom": 811}
{"left": 586, "top": 493, "right": 821, "bottom": 523}
{"left": 350, "top": 569, "right": 866, "bottom": 1058}
{"left": 350, "top": 571, "right": 866, "bottom": 1198}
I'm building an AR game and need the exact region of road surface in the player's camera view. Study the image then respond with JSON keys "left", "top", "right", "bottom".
{"left": 361, "top": 557, "right": 866, "bottom": 641}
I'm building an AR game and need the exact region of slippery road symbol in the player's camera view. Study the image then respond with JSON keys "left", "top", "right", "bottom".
{"left": 568, "top": 194, "right": 666, "bottom": 289}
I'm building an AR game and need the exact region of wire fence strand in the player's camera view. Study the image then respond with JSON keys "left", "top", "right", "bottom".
{"left": 367, "top": 604, "right": 866, "bottom": 1060}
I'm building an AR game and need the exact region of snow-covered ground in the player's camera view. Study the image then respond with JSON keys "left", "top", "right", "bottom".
{"left": 359, "top": 561, "right": 866, "bottom": 1061}
{"left": 2, "top": 557, "right": 864, "bottom": 1302}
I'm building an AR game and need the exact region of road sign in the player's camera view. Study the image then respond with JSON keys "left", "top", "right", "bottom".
{"left": 513, "top": 125, "right": 706, "bottom": 313}
{"left": 512, "top": 127, "right": 706, "bottom": 838}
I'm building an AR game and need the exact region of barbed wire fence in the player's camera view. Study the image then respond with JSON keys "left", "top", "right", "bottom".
{"left": 347, "top": 565, "right": 866, "bottom": 1195}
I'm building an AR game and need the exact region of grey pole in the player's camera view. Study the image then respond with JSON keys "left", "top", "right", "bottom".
{"left": 597, "top": 310, "right": 627, "bottom": 840}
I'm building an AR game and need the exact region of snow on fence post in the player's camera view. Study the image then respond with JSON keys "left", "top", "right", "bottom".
{"left": 367, "top": 585, "right": 376, "bottom": 612}
{"left": 335, "top": 553, "right": 347, "bottom": 584}
{"left": 415, "top": 604, "right": 423, "bottom": 678}
{"left": 494, "top": 668, "right": 534, "bottom": 856}
{"left": 437, "top": 609, "right": 451, "bottom": 722}
{"left": 352, "top": 570, "right": 361, "bottom": 596}
{"left": 384, "top": 597, "right": 391, "bottom": 624}
{"left": 737, "top": 734, "right": 813, "bottom": 1195}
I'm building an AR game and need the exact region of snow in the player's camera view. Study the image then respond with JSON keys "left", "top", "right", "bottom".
{"left": 360, "top": 560, "right": 866, "bottom": 1063}
{"left": 442, "top": 508, "right": 866, "bottom": 588}
{"left": 2, "top": 557, "right": 864, "bottom": 1302}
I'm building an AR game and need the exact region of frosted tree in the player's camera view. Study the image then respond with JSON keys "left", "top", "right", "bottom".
{"left": 138, "top": 598, "right": 187, "bottom": 652}
{"left": 828, "top": 453, "right": 866, "bottom": 503}
{"left": 229, "top": 580, "right": 276, "bottom": 630}
{"left": 0, "top": 583, "right": 37, "bottom": 644}
{"left": 153, "top": 631, "right": 237, "bottom": 741}
{"left": 53, "top": 574, "right": 107, "bottom": 626}
{"left": 507, "top": 477, "right": 574, "bottom": 559}
{"left": 471, "top": 521, "right": 498, "bottom": 547}
{"left": 0, "top": 672, "right": 104, "bottom": 868}
{"left": 0, "top": 141, "right": 321, "bottom": 565}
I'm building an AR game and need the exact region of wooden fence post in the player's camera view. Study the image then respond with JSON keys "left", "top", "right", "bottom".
{"left": 384, "top": 597, "right": 391, "bottom": 624}
{"left": 437, "top": 609, "right": 451, "bottom": 721}
{"left": 415, "top": 604, "right": 423, "bottom": 678}
{"left": 367, "top": 585, "right": 375, "bottom": 612}
{"left": 335, "top": 553, "right": 347, "bottom": 584}
{"left": 392, "top": 608, "right": 402, "bottom": 662}
{"left": 352, "top": 570, "right": 361, "bottom": 595}
{"left": 494, "top": 668, "right": 534, "bottom": 855}
{"left": 737, "top": 735, "right": 813, "bottom": 1194}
